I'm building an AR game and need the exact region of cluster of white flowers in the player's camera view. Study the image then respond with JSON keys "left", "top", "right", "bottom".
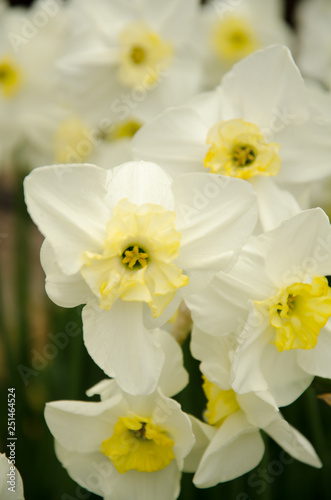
{"left": 3, "top": 0, "right": 331, "bottom": 498}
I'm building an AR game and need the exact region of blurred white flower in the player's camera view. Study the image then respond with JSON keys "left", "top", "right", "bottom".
{"left": 187, "top": 209, "right": 331, "bottom": 407}
{"left": 60, "top": 0, "right": 202, "bottom": 126}
{"left": 133, "top": 45, "right": 331, "bottom": 231}
{"left": 198, "top": 0, "right": 292, "bottom": 89}
{"left": 188, "top": 331, "right": 321, "bottom": 488}
{"left": 24, "top": 160, "right": 257, "bottom": 394}
{"left": 296, "top": 0, "right": 331, "bottom": 90}
{"left": 0, "top": 1, "right": 69, "bottom": 170}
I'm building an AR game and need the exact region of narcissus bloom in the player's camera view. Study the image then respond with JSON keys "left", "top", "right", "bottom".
{"left": 24, "top": 161, "right": 257, "bottom": 395}
{"left": 44, "top": 332, "right": 194, "bottom": 500}
{"left": 198, "top": 0, "right": 292, "bottom": 89}
{"left": 187, "top": 209, "right": 331, "bottom": 406}
{"left": 189, "top": 331, "right": 321, "bottom": 487}
{"left": 133, "top": 46, "right": 331, "bottom": 230}
{"left": 60, "top": 0, "right": 202, "bottom": 126}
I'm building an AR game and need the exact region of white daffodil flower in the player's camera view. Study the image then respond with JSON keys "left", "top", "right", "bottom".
{"left": 44, "top": 368, "right": 194, "bottom": 500}
{"left": 187, "top": 209, "right": 331, "bottom": 407}
{"left": 133, "top": 45, "right": 331, "bottom": 231}
{"left": 24, "top": 161, "right": 258, "bottom": 395}
{"left": 296, "top": 0, "right": 331, "bottom": 90}
{"left": 198, "top": 0, "right": 292, "bottom": 90}
{"left": 0, "top": 453, "right": 24, "bottom": 500}
{"left": 21, "top": 104, "right": 139, "bottom": 171}
{"left": 188, "top": 330, "right": 321, "bottom": 488}
{"left": 60, "top": 0, "right": 202, "bottom": 127}
{"left": 0, "top": 1, "right": 69, "bottom": 170}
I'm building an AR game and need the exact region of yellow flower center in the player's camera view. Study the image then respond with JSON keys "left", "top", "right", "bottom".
{"left": 130, "top": 45, "right": 146, "bottom": 64}
{"left": 0, "top": 56, "right": 23, "bottom": 98}
{"left": 255, "top": 276, "right": 331, "bottom": 352}
{"left": 103, "top": 119, "right": 142, "bottom": 142}
{"left": 204, "top": 119, "right": 281, "bottom": 180}
{"left": 118, "top": 22, "right": 173, "bottom": 88}
{"left": 122, "top": 245, "right": 149, "bottom": 269}
{"left": 53, "top": 117, "right": 95, "bottom": 163}
{"left": 202, "top": 377, "right": 240, "bottom": 428}
{"left": 80, "top": 199, "right": 188, "bottom": 317}
{"left": 211, "top": 16, "right": 260, "bottom": 63}
{"left": 100, "top": 414, "right": 175, "bottom": 474}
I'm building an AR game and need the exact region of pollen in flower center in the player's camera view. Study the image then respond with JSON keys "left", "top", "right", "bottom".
{"left": 255, "top": 276, "right": 331, "bottom": 352}
{"left": 130, "top": 45, "right": 146, "bottom": 64}
{"left": 232, "top": 144, "right": 256, "bottom": 167}
{"left": 204, "top": 118, "right": 281, "bottom": 180}
{"left": 100, "top": 414, "right": 175, "bottom": 474}
{"left": 80, "top": 199, "right": 188, "bottom": 317}
{"left": 0, "top": 56, "right": 23, "bottom": 98}
{"left": 122, "top": 245, "right": 149, "bottom": 269}
{"left": 118, "top": 21, "right": 174, "bottom": 88}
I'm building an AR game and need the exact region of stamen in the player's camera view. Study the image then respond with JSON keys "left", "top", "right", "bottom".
{"left": 122, "top": 245, "right": 149, "bottom": 269}
{"left": 130, "top": 46, "right": 146, "bottom": 64}
{"left": 232, "top": 144, "right": 256, "bottom": 167}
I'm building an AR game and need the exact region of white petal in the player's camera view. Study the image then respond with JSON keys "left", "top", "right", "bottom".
{"left": 275, "top": 120, "right": 331, "bottom": 184}
{"left": 155, "top": 329, "right": 189, "bottom": 398}
{"left": 109, "top": 161, "right": 174, "bottom": 210}
{"left": 265, "top": 208, "right": 331, "bottom": 287}
{"left": 297, "top": 321, "right": 331, "bottom": 379}
{"left": 190, "top": 326, "right": 232, "bottom": 389}
{"left": 82, "top": 301, "right": 164, "bottom": 395}
{"left": 132, "top": 102, "right": 211, "bottom": 177}
{"left": 187, "top": 239, "right": 275, "bottom": 336}
{"left": 259, "top": 342, "right": 313, "bottom": 407}
{"left": 173, "top": 173, "right": 258, "bottom": 272}
{"left": 55, "top": 443, "right": 113, "bottom": 498}
{"left": 151, "top": 396, "right": 195, "bottom": 468}
{"left": 24, "top": 164, "right": 111, "bottom": 274}
{"left": 264, "top": 416, "right": 322, "bottom": 468}
{"left": 250, "top": 176, "right": 301, "bottom": 232}
{"left": 40, "top": 240, "right": 92, "bottom": 307}
{"left": 231, "top": 304, "right": 272, "bottom": 395}
{"left": 109, "top": 461, "right": 181, "bottom": 500}
{"left": 221, "top": 46, "right": 308, "bottom": 131}
{"left": 183, "top": 416, "right": 217, "bottom": 474}
{"left": 194, "top": 412, "right": 264, "bottom": 487}
{"left": 44, "top": 398, "right": 125, "bottom": 453}
{"left": 237, "top": 391, "right": 279, "bottom": 429}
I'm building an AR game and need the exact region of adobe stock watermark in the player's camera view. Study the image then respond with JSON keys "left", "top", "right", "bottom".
{"left": 17, "top": 320, "right": 81, "bottom": 386}
{"left": 8, "top": 0, "right": 63, "bottom": 53}
{"left": 235, "top": 450, "right": 294, "bottom": 499}
{"left": 61, "top": 458, "right": 113, "bottom": 500}
{"left": 213, "top": 0, "right": 243, "bottom": 19}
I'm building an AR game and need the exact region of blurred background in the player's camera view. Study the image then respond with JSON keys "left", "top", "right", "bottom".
{"left": 1, "top": 0, "right": 331, "bottom": 499}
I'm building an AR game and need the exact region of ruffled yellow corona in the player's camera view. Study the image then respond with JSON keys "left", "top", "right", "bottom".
{"left": 203, "top": 377, "right": 240, "bottom": 428}
{"left": 255, "top": 276, "right": 331, "bottom": 351}
{"left": 81, "top": 199, "right": 188, "bottom": 317}
{"left": 100, "top": 414, "right": 175, "bottom": 473}
{"left": 204, "top": 119, "right": 281, "bottom": 179}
